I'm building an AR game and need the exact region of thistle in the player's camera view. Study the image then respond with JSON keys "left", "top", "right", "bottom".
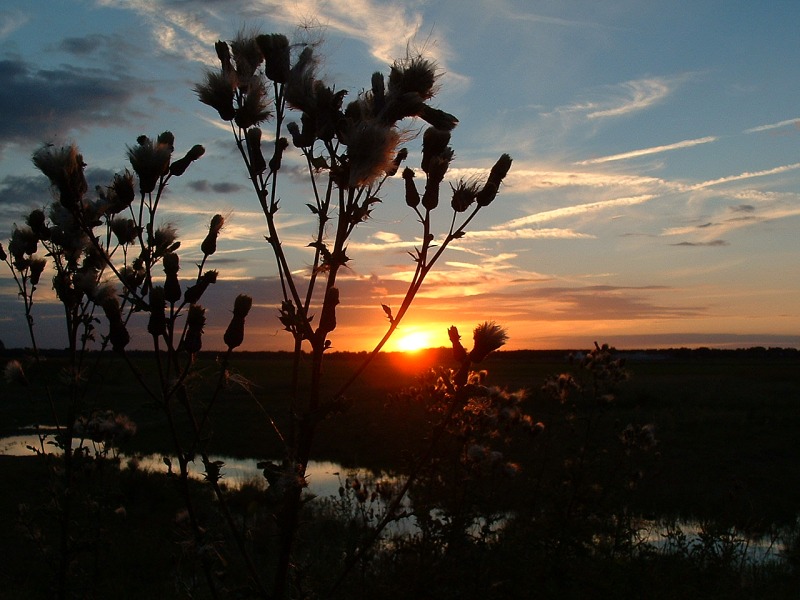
{"left": 201, "top": 214, "right": 225, "bottom": 257}
{"left": 32, "top": 144, "right": 88, "bottom": 209}
{"left": 102, "top": 296, "right": 130, "bottom": 352}
{"left": 147, "top": 286, "right": 167, "bottom": 338}
{"left": 346, "top": 122, "right": 401, "bottom": 187}
{"left": 224, "top": 294, "right": 253, "bottom": 350}
{"left": 127, "top": 134, "right": 172, "bottom": 194}
{"left": 256, "top": 33, "right": 291, "bottom": 83}
{"left": 195, "top": 69, "right": 237, "bottom": 121}
{"left": 162, "top": 253, "right": 181, "bottom": 304}
{"left": 476, "top": 154, "right": 513, "bottom": 207}
{"left": 183, "top": 304, "right": 206, "bottom": 354}
{"left": 169, "top": 144, "right": 205, "bottom": 177}
{"left": 183, "top": 270, "right": 218, "bottom": 305}
{"left": 469, "top": 321, "right": 508, "bottom": 363}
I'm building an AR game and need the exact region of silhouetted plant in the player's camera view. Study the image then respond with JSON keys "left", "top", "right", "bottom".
{"left": 194, "top": 30, "right": 512, "bottom": 597}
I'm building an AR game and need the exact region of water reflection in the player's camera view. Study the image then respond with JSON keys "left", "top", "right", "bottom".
{"left": 0, "top": 432, "right": 789, "bottom": 562}
{"left": 0, "top": 431, "right": 379, "bottom": 498}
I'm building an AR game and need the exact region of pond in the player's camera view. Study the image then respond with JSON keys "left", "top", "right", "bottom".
{"left": 0, "top": 430, "right": 790, "bottom": 562}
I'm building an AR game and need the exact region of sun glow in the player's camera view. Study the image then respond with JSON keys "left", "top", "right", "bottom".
{"left": 393, "top": 331, "right": 432, "bottom": 353}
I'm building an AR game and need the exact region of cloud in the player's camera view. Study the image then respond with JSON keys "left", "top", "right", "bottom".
{"left": 0, "top": 58, "right": 140, "bottom": 146}
{"left": 188, "top": 179, "right": 246, "bottom": 194}
{"left": 554, "top": 77, "right": 675, "bottom": 121}
{"left": 0, "top": 9, "right": 28, "bottom": 39}
{"left": 690, "top": 163, "right": 800, "bottom": 190}
{"left": 669, "top": 240, "right": 729, "bottom": 247}
{"left": 58, "top": 34, "right": 111, "bottom": 56}
{"left": 97, "top": 0, "right": 446, "bottom": 70}
{"left": 744, "top": 118, "right": 800, "bottom": 134}
{"left": 575, "top": 136, "right": 717, "bottom": 165}
{"left": 494, "top": 193, "right": 656, "bottom": 230}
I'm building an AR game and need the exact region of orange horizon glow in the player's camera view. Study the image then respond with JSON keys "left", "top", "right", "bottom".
{"left": 390, "top": 330, "right": 434, "bottom": 353}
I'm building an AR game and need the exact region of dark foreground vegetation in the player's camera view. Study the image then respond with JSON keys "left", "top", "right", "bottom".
{"left": 2, "top": 347, "right": 799, "bottom": 599}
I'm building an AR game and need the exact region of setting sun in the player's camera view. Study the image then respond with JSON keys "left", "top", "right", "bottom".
{"left": 393, "top": 331, "right": 432, "bottom": 353}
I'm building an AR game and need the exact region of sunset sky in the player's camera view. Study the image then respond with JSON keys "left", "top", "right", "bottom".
{"left": 1, "top": 0, "right": 799, "bottom": 352}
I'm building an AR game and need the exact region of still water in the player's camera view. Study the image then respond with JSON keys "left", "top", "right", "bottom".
{"left": 0, "top": 431, "right": 363, "bottom": 497}
{"left": 0, "top": 431, "right": 788, "bottom": 562}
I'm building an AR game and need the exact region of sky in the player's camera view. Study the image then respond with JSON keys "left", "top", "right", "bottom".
{"left": 1, "top": 0, "right": 799, "bottom": 353}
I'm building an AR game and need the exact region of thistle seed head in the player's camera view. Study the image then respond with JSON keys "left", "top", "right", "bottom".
{"left": 346, "top": 122, "right": 401, "bottom": 187}
{"left": 32, "top": 144, "right": 88, "bottom": 208}
{"left": 195, "top": 69, "right": 237, "bottom": 121}
{"left": 256, "top": 33, "right": 291, "bottom": 83}
{"left": 469, "top": 321, "right": 508, "bottom": 363}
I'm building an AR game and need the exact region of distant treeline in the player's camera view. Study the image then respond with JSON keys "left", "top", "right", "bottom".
{"left": 2, "top": 345, "right": 798, "bottom": 362}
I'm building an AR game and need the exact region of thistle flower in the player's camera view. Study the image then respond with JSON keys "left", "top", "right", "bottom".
{"left": 448, "top": 325, "right": 468, "bottom": 363}
{"left": 256, "top": 33, "right": 291, "bottom": 83}
{"left": 386, "top": 147, "right": 408, "bottom": 177}
{"left": 4, "top": 360, "right": 28, "bottom": 385}
{"left": 200, "top": 214, "right": 225, "bottom": 257}
{"left": 195, "top": 69, "right": 237, "bottom": 121}
{"left": 286, "top": 116, "right": 315, "bottom": 148}
{"left": 285, "top": 46, "right": 318, "bottom": 114}
{"left": 402, "top": 168, "right": 420, "bottom": 208}
{"left": 246, "top": 128, "right": 267, "bottom": 174}
{"left": 230, "top": 33, "right": 263, "bottom": 84}
{"left": 469, "top": 321, "right": 508, "bottom": 363}
{"left": 26, "top": 209, "right": 50, "bottom": 241}
{"left": 224, "top": 294, "right": 253, "bottom": 349}
{"left": 32, "top": 144, "right": 88, "bottom": 209}
{"left": 162, "top": 253, "right": 181, "bottom": 303}
{"left": 127, "top": 134, "right": 172, "bottom": 194}
{"left": 119, "top": 263, "right": 145, "bottom": 293}
{"left": 269, "top": 137, "right": 289, "bottom": 172}
{"left": 388, "top": 55, "right": 439, "bottom": 101}
{"left": 235, "top": 77, "right": 272, "bottom": 129}
{"left": 183, "top": 304, "right": 206, "bottom": 354}
{"left": 28, "top": 257, "right": 47, "bottom": 286}
{"left": 421, "top": 127, "right": 451, "bottom": 174}
{"left": 184, "top": 270, "right": 218, "bottom": 305}
{"left": 110, "top": 217, "right": 140, "bottom": 246}
{"left": 73, "top": 266, "right": 99, "bottom": 298}
{"left": 106, "top": 171, "right": 136, "bottom": 213}
{"left": 102, "top": 296, "right": 130, "bottom": 351}
{"left": 8, "top": 226, "right": 38, "bottom": 265}
{"left": 215, "top": 39, "right": 233, "bottom": 73}
{"left": 371, "top": 71, "right": 386, "bottom": 112}
{"left": 151, "top": 223, "right": 179, "bottom": 255}
{"left": 347, "top": 122, "right": 401, "bottom": 187}
{"left": 168, "top": 144, "right": 205, "bottom": 177}
{"left": 476, "top": 154, "right": 513, "bottom": 207}
{"left": 450, "top": 179, "right": 480, "bottom": 213}
{"left": 74, "top": 410, "right": 137, "bottom": 444}
{"left": 418, "top": 105, "right": 458, "bottom": 131}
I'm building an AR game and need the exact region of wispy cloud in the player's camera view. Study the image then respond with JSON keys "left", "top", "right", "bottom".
{"left": 744, "top": 118, "right": 800, "bottom": 133}
{"left": 690, "top": 163, "right": 800, "bottom": 190}
{"left": 669, "top": 240, "right": 729, "bottom": 247}
{"left": 575, "top": 136, "right": 717, "bottom": 165}
{"left": 494, "top": 194, "right": 656, "bottom": 230}
{"left": 98, "top": 0, "right": 444, "bottom": 68}
{"left": 554, "top": 77, "right": 674, "bottom": 121}
{"left": 0, "top": 9, "right": 29, "bottom": 39}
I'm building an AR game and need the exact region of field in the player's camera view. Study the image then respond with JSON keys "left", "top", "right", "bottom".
{"left": 1, "top": 347, "right": 799, "bottom": 598}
